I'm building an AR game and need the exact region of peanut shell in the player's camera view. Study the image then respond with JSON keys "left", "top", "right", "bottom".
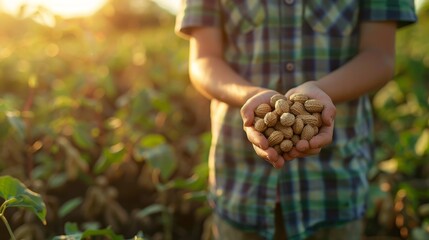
{"left": 290, "top": 102, "right": 310, "bottom": 116}
{"left": 268, "top": 130, "right": 284, "bottom": 146}
{"left": 280, "top": 139, "right": 293, "bottom": 153}
{"left": 290, "top": 93, "right": 309, "bottom": 103}
{"left": 264, "top": 112, "right": 278, "bottom": 127}
{"left": 270, "top": 94, "right": 287, "bottom": 107}
{"left": 279, "top": 126, "right": 293, "bottom": 139}
{"left": 312, "top": 112, "right": 323, "bottom": 127}
{"left": 292, "top": 117, "right": 304, "bottom": 134}
{"left": 264, "top": 128, "right": 275, "bottom": 138}
{"left": 275, "top": 99, "right": 289, "bottom": 115}
{"left": 298, "top": 114, "right": 319, "bottom": 126}
{"left": 313, "top": 126, "right": 319, "bottom": 135}
{"left": 304, "top": 99, "right": 324, "bottom": 113}
{"left": 291, "top": 135, "right": 300, "bottom": 145}
{"left": 280, "top": 112, "right": 295, "bottom": 127}
{"left": 301, "top": 124, "right": 315, "bottom": 141}
{"left": 273, "top": 145, "right": 283, "bottom": 155}
{"left": 255, "top": 103, "right": 272, "bottom": 118}
{"left": 254, "top": 118, "right": 267, "bottom": 132}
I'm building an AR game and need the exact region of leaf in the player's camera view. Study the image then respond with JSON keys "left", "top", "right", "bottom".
{"left": 416, "top": 129, "right": 429, "bottom": 156}
{"left": 64, "top": 222, "right": 81, "bottom": 235}
{"left": 183, "top": 191, "right": 207, "bottom": 201}
{"left": 57, "top": 136, "right": 89, "bottom": 178}
{"left": 139, "top": 144, "right": 176, "bottom": 180}
{"left": 48, "top": 173, "right": 68, "bottom": 189}
{"left": 134, "top": 134, "right": 177, "bottom": 180}
{"left": 72, "top": 123, "right": 95, "bottom": 149}
{"left": 0, "top": 175, "right": 47, "bottom": 225}
{"left": 6, "top": 111, "right": 25, "bottom": 140}
{"left": 136, "top": 204, "right": 166, "bottom": 219}
{"left": 94, "top": 143, "right": 126, "bottom": 174}
{"left": 140, "top": 134, "right": 166, "bottom": 148}
{"left": 54, "top": 223, "right": 124, "bottom": 240}
{"left": 378, "top": 158, "right": 398, "bottom": 174}
{"left": 59, "top": 197, "right": 82, "bottom": 218}
{"left": 81, "top": 228, "right": 124, "bottom": 240}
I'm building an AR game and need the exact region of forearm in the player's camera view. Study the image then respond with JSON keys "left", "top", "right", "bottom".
{"left": 189, "top": 56, "right": 263, "bottom": 107}
{"left": 315, "top": 48, "right": 395, "bottom": 104}
{"left": 315, "top": 21, "right": 397, "bottom": 104}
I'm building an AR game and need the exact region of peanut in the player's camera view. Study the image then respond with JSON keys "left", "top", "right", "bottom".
{"left": 268, "top": 130, "right": 284, "bottom": 146}
{"left": 255, "top": 103, "right": 272, "bottom": 118}
{"left": 252, "top": 93, "right": 325, "bottom": 156}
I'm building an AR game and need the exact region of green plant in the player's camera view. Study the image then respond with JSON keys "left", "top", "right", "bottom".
{"left": 0, "top": 175, "right": 46, "bottom": 240}
{"left": 0, "top": 1, "right": 211, "bottom": 238}
{"left": 53, "top": 222, "right": 146, "bottom": 240}
{"left": 366, "top": 2, "right": 429, "bottom": 239}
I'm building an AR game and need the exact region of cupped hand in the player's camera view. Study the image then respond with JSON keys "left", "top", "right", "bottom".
{"left": 240, "top": 89, "right": 285, "bottom": 168}
{"left": 283, "top": 81, "right": 336, "bottom": 161}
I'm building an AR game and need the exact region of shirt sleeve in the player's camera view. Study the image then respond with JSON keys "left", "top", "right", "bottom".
{"left": 175, "top": 0, "right": 222, "bottom": 39}
{"left": 360, "top": 0, "right": 417, "bottom": 28}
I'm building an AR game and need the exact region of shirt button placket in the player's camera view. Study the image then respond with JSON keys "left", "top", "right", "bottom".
{"left": 283, "top": 0, "right": 295, "bottom": 74}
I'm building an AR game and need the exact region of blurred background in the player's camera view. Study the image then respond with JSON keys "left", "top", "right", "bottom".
{"left": 0, "top": 0, "right": 428, "bottom": 239}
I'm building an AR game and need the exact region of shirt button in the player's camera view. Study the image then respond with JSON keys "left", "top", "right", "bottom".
{"left": 284, "top": 0, "right": 295, "bottom": 5}
{"left": 285, "top": 62, "right": 295, "bottom": 72}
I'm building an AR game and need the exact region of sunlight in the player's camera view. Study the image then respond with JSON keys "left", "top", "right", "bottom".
{"left": 1, "top": 0, "right": 107, "bottom": 18}
{"left": 0, "top": 0, "right": 181, "bottom": 18}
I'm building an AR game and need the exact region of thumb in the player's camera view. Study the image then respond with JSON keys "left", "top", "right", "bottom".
{"left": 322, "top": 103, "right": 336, "bottom": 126}
{"left": 241, "top": 102, "right": 255, "bottom": 126}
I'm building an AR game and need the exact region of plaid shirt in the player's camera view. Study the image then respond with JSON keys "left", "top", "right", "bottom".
{"left": 176, "top": 1, "right": 416, "bottom": 239}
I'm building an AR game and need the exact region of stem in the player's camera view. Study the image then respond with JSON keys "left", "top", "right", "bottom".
{"left": 0, "top": 214, "right": 16, "bottom": 240}
{"left": 0, "top": 198, "right": 17, "bottom": 215}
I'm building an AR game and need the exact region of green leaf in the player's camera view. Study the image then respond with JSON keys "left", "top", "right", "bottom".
{"left": 72, "top": 123, "right": 95, "bottom": 149}
{"left": 6, "top": 111, "right": 25, "bottom": 140}
{"left": 64, "top": 222, "right": 81, "bottom": 235}
{"left": 55, "top": 223, "right": 124, "bottom": 240}
{"left": 183, "top": 191, "right": 207, "bottom": 202}
{"left": 0, "top": 175, "right": 47, "bottom": 225}
{"left": 134, "top": 134, "right": 177, "bottom": 180}
{"left": 136, "top": 204, "right": 166, "bottom": 219}
{"left": 94, "top": 143, "right": 126, "bottom": 174}
{"left": 59, "top": 197, "right": 82, "bottom": 218}
{"left": 48, "top": 173, "right": 68, "bottom": 189}
{"left": 415, "top": 129, "right": 429, "bottom": 156}
{"left": 140, "top": 134, "right": 166, "bottom": 148}
{"left": 139, "top": 144, "right": 176, "bottom": 180}
{"left": 81, "top": 228, "right": 124, "bottom": 240}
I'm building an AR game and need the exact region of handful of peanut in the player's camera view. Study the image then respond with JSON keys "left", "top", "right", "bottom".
{"left": 253, "top": 93, "right": 324, "bottom": 155}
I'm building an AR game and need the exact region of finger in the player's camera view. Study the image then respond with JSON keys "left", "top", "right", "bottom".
{"left": 283, "top": 147, "right": 321, "bottom": 161}
{"left": 241, "top": 102, "right": 256, "bottom": 127}
{"left": 272, "top": 156, "right": 285, "bottom": 169}
{"left": 284, "top": 87, "right": 297, "bottom": 99}
{"left": 244, "top": 126, "right": 269, "bottom": 149}
{"left": 309, "top": 122, "right": 334, "bottom": 149}
{"left": 321, "top": 102, "right": 336, "bottom": 127}
{"left": 295, "top": 140, "right": 310, "bottom": 152}
{"left": 253, "top": 145, "right": 279, "bottom": 164}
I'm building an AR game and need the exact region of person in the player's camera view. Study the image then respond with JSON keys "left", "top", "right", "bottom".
{"left": 175, "top": 0, "right": 417, "bottom": 239}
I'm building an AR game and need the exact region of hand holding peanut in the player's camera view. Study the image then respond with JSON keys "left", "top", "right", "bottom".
{"left": 253, "top": 93, "right": 325, "bottom": 155}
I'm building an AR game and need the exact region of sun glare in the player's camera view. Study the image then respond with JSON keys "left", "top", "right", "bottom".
{"left": 1, "top": 0, "right": 108, "bottom": 18}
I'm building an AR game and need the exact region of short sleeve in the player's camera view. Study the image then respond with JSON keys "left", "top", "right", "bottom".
{"left": 175, "top": 0, "right": 222, "bottom": 39}
{"left": 360, "top": 0, "right": 417, "bottom": 28}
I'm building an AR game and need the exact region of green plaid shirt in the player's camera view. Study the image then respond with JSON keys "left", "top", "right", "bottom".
{"left": 176, "top": 1, "right": 416, "bottom": 239}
